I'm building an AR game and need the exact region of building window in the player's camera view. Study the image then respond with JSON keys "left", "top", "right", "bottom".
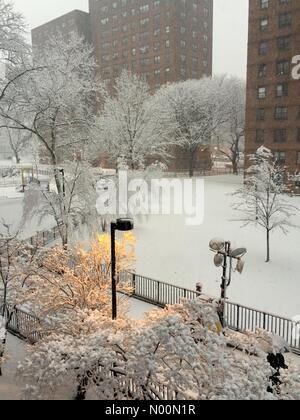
{"left": 256, "top": 129, "right": 265, "bottom": 143}
{"left": 273, "top": 151, "right": 286, "bottom": 165}
{"left": 279, "top": 13, "right": 292, "bottom": 28}
{"left": 259, "top": 41, "right": 268, "bottom": 55}
{"left": 276, "top": 83, "right": 288, "bottom": 97}
{"left": 276, "top": 60, "right": 290, "bottom": 76}
{"left": 258, "top": 87, "right": 266, "bottom": 99}
{"left": 274, "top": 129, "right": 287, "bottom": 143}
{"left": 258, "top": 64, "right": 267, "bottom": 77}
{"left": 260, "top": 0, "right": 269, "bottom": 9}
{"left": 274, "top": 106, "right": 288, "bottom": 120}
{"left": 277, "top": 36, "right": 290, "bottom": 51}
{"left": 256, "top": 108, "right": 265, "bottom": 121}
{"left": 260, "top": 18, "right": 269, "bottom": 31}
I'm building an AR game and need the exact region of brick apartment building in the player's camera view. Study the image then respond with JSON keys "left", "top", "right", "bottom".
{"left": 31, "top": 0, "right": 214, "bottom": 172}
{"left": 31, "top": 9, "right": 91, "bottom": 48}
{"left": 89, "top": 0, "right": 213, "bottom": 89}
{"left": 245, "top": 0, "right": 300, "bottom": 186}
{"left": 32, "top": 0, "right": 213, "bottom": 90}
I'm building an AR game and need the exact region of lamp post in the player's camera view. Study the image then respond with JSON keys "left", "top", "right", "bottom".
{"left": 59, "top": 168, "right": 68, "bottom": 248}
{"left": 111, "top": 218, "right": 134, "bottom": 320}
{"left": 209, "top": 238, "right": 247, "bottom": 328}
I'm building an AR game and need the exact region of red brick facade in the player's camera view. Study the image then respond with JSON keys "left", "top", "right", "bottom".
{"left": 89, "top": 0, "right": 213, "bottom": 89}
{"left": 32, "top": 10, "right": 91, "bottom": 47}
{"left": 32, "top": 1, "right": 213, "bottom": 91}
{"left": 245, "top": 0, "right": 300, "bottom": 182}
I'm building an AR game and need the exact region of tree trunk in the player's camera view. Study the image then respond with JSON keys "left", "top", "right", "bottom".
{"left": 14, "top": 151, "right": 21, "bottom": 164}
{"left": 0, "top": 306, "right": 8, "bottom": 377}
{"left": 0, "top": 337, "right": 6, "bottom": 377}
{"left": 189, "top": 151, "right": 195, "bottom": 178}
{"left": 266, "top": 229, "right": 270, "bottom": 263}
{"left": 232, "top": 159, "right": 238, "bottom": 175}
{"left": 54, "top": 168, "right": 62, "bottom": 196}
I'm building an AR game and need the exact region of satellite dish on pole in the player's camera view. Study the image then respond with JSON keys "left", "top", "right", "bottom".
{"left": 230, "top": 248, "right": 247, "bottom": 259}
{"left": 209, "top": 238, "right": 225, "bottom": 252}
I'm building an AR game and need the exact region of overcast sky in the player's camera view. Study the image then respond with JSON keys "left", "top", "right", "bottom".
{"left": 14, "top": 0, "right": 249, "bottom": 79}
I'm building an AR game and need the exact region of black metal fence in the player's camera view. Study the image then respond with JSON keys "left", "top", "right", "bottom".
{"left": 123, "top": 272, "right": 198, "bottom": 306}
{"left": 163, "top": 167, "right": 242, "bottom": 178}
{"left": 226, "top": 302, "right": 300, "bottom": 354}
{"left": 122, "top": 272, "right": 300, "bottom": 355}
{"left": 0, "top": 304, "right": 42, "bottom": 343}
{"left": 26, "top": 225, "right": 61, "bottom": 247}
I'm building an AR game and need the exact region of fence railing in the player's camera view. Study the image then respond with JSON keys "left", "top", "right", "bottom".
{"left": 163, "top": 167, "right": 241, "bottom": 178}
{"left": 122, "top": 272, "right": 300, "bottom": 355}
{"left": 226, "top": 302, "right": 300, "bottom": 354}
{"left": 25, "top": 225, "right": 61, "bottom": 247}
{"left": 0, "top": 303, "right": 43, "bottom": 344}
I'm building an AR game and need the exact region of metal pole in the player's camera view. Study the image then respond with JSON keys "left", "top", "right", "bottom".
{"left": 220, "top": 241, "right": 230, "bottom": 327}
{"left": 60, "top": 169, "right": 67, "bottom": 247}
{"left": 111, "top": 222, "right": 117, "bottom": 320}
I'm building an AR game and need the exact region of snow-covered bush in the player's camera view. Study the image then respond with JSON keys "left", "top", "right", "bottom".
{"left": 21, "top": 233, "right": 136, "bottom": 335}
{"left": 18, "top": 299, "right": 300, "bottom": 400}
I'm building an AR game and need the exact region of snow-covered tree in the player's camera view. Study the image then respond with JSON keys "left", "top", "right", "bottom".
{"left": 95, "top": 71, "right": 169, "bottom": 170}
{"left": 0, "top": 0, "right": 26, "bottom": 63}
{"left": 0, "top": 221, "right": 39, "bottom": 376}
{"left": 0, "top": 32, "right": 101, "bottom": 195}
{"left": 214, "top": 77, "right": 246, "bottom": 175}
{"left": 18, "top": 299, "right": 300, "bottom": 400}
{"left": 21, "top": 233, "right": 135, "bottom": 334}
{"left": 154, "top": 77, "right": 228, "bottom": 177}
{"left": 232, "top": 146, "right": 298, "bottom": 262}
{"left": 5, "top": 127, "right": 31, "bottom": 163}
{"left": 23, "top": 160, "right": 103, "bottom": 247}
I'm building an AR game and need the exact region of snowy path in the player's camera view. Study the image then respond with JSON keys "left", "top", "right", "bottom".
{"left": 127, "top": 297, "right": 158, "bottom": 319}
{"left": 0, "top": 334, "right": 26, "bottom": 400}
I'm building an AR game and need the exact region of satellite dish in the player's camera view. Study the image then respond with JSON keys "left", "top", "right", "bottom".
{"left": 214, "top": 254, "right": 224, "bottom": 267}
{"left": 236, "top": 259, "right": 245, "bottom": 274}
{"left": 209, "top": 238, "right": 225, "bottom": 252}
{"left": 230, "top": 248, "right": 247, "bottom": 259}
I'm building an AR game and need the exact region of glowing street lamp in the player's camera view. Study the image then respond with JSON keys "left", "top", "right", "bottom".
{"left": 111, "top": 219, "right": 134, "bottom": 320}
{"left": 209, "top": 238, "right": 247, "bottom": 327}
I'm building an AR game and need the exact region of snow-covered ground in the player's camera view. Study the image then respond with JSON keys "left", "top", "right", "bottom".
{"left": 0, "top": 334, "right": 25, "bottom": 400}
{"left": 0, "top": 174, "right": 299, "bottom": 319}
{"left": 0, "top": 196, "right": 55, "bottom": 239}
{"left": 0, "top": 187, "right": 23, "bottom": 199}
{"left": 127, "top": 297, "right": 158, "bottom": 320}
{"left": 134, "top": 175, "right": 300, "bottom": 319}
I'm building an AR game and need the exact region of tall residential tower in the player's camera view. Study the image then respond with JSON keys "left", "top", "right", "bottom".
{"left": 245, "top": 0, "right": 300, "bottom": 187}
{"left": 32, "top": 0, "right": 213, "bottom": 90}
{"left": 89, "top": 0, "right": 213, "bottom": 89}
